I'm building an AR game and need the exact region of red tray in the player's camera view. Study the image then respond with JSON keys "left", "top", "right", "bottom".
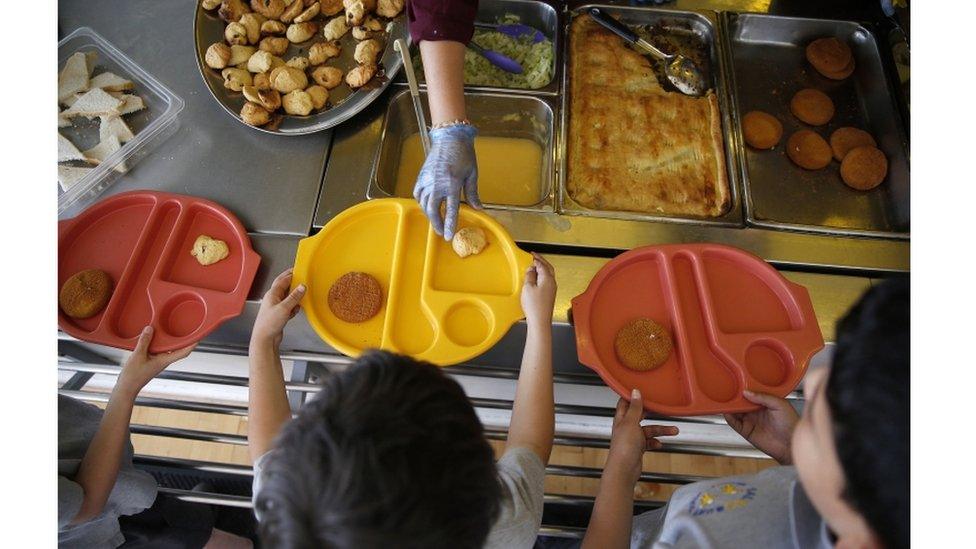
{"left": 571, "top": 244, "right": 824, "bottom": 416}
{"left": 58, "top": 191, "right": 261, "bottom": 353}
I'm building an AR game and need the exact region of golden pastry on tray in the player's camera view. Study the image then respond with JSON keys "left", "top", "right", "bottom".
{"left": 567, "top": 15, "right": 729, "bottom": 217}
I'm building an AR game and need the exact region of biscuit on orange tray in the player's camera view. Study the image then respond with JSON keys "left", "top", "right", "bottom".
{"left": 786, "top": 130, "right": 832, "bottom": 170}
{"left": 742, "top": 111, "right": 783, "bottom": 150}
{"left": 60, "top": 269, "right": 113, "bottom": 319}
{"left": 840, "top": 145, "right": 888, "bottom": 191}
{"left": 614, "top": 318, "right": 673, "bottom": 372}
{"left": 790, "top": 88, "right": 835, "bottom": 126}
{"left": 806, "top": 37, "right": 852, "bottom": 76}
{"left": 829, "top": 127, "right": 877, "bottom": 162}
{"left": 328, "top": 272, "right": 383, "bottom": 323}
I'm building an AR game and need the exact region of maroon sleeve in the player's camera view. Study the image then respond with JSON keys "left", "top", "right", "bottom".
{"left": 407, "top": 0, "right": 479, "bottom": 44}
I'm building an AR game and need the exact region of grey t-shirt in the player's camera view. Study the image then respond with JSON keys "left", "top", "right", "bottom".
{"left": 631, "top": 466, "right": 832, "bottom": 549}
{"left": 58, "top": 395, "right": 157, "bottom": 549}
{"left": 252, "top": 446, "right": 545, "bottom": 548}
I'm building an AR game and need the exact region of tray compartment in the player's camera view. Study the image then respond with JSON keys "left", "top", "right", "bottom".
{"left": 384, "top": 208, "right": 436, "bottom": 356}
{"left": 558, "top": 5, "right": 743, "bottom": 226}
{"left": 671, "top": 253, "right": 741, "bottom": 404}
{"left": 107, "top": 201, "right": 182, "bottom": 340}
{"left": 58, "top": 194, "right": 158, "bottom": 333}
{"left": 304, "top": 207, "right": 398, "bottom": 353}
{"left": 725, "top": 13, "right": 909, "bottom": 238}
{"left": 442, "top": 300, "right": 494, "bottom": 348}
{"left": 700, "top": 248, "right": 797, "bottom": 334}
{"left": 158, "top": 203, "right": 248, "bottom": 294}
{"left": 584, "top": 253, "right": 692, "bottom": 409}
{"left": 743, "top": 339, "right": 790, "bottom": 387}
{"left": 426, "top": 215, "right": 519, "bottom": 297}
{"left": 157, "top": 292, "right": 208, "bottom": 339}
{"left": 369, "top": 90, "right": 555, "bottom": 212}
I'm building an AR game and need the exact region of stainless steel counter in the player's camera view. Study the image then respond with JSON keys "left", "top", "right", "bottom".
{"left": 58, "top": 0, "right": 331, "bottom": 236}
{"left": 59, "top": 0, "right": 903, "bottom": 366}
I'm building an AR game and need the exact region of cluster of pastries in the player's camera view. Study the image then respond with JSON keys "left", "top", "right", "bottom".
{"left": 201, "top": 0, "right": 404, "bottom": 127}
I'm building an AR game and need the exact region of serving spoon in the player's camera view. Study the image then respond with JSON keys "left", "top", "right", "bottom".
{"left": 587, "top": 7, "right": 706, "bottom": 96}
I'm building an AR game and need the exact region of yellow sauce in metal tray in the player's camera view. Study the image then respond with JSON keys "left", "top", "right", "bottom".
{"left": 393, "top": 134, "right": 544, "bottom": 207}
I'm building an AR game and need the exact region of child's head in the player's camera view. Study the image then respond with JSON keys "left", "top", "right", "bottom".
{"left": 255, "top": 350, "right": 501, "bottom": 549}
{"left": 791, "top": 278, "right": 909, "bottom": 549}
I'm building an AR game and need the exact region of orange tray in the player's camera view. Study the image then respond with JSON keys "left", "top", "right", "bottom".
{"left": 58, "top": 191, "right": 260, "bottom": 353}
{"left": 571, "top": 244, "right": 824, "bottom": 416}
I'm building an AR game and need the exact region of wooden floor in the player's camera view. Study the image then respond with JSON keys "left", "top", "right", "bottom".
{"left": 127, "top": 406, "right": 774, "bottom": 503}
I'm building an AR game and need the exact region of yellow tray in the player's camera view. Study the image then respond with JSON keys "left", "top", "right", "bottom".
{"left": 293, "top": 198, "right": 532, "bottom": 365}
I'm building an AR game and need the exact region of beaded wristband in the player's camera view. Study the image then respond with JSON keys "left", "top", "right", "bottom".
{"left": 429, "top": 119, "right": 473, "bottom": 130}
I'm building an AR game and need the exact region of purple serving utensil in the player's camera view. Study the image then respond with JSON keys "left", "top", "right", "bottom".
{"left": 468, "top": 41, "right": 524, "bottom": 74}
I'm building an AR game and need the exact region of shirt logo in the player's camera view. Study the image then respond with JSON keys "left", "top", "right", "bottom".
{"left": 687, "top": 482, "right": 757, "bottom": 516}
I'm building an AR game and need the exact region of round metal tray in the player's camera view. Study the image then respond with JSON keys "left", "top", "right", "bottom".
{"left": 193, "top": 3, "right": 408, "bottom": 136}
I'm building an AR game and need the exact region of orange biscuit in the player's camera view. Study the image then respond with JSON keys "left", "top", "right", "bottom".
{"left": 840, "top": 146, "right": 888, "bottom": 190}
{"left": 830, "top": 127, "right": 877, "bottom": 162}
{"left": 59, "top": 269, "right": 113, "bottom": 319}
{"left": 806, "top": 37, "right": 852, "bottom": 74}
{"left": 614, "top": 318, "right": 673, "bottom": 372}
{"left": 328, "top": 272, "right": 383, "bottom": 323}
{"left": 790, "top": 89, "right": 835, "bottom": 126}
{"left": 819, "top": 57, "right": 855, "bottom": 80}
{"left": 742, "top": 111, "right": 783, "bottom": 149}
{"left": 786, "top": 130, "right": 832, "bottom": 170}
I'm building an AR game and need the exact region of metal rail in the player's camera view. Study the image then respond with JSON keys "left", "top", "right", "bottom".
{"left": 58, "top": 342, "right": 779, "bottom": 539}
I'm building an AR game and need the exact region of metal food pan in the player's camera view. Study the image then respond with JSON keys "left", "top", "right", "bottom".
{"left": 409, "top": 0, "right": 563, "bottom": 96}
{"left": 367, "top": 89, "right": 556, "bottom": 212}
{"left": 193, "top": 3, "right": 407, "bottom": 135}
{"left": 724, "top": 13, "right": 909, "bottom": 239}
{"left": 558, "top": 5, "right": 743, "bottom": 227}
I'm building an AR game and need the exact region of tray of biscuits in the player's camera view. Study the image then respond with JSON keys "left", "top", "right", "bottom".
{"left": 724, "top": 13, "right": 909, "bottom": 239}
{"left": 571, "top": 243, "right": 823, "bottom": 416}
{"left": 293, "top": 198, "right": 532, "bottom": 366}
{"left": 58, "top": 191, "right": 261, "bottom": 353}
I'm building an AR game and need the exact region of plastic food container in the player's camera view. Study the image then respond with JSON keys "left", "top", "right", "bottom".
{"left": 293, "top": 198, "right": 532, "bottom": 366}
{"left": 58, "top": 27, "right": 184, "bottom": 217}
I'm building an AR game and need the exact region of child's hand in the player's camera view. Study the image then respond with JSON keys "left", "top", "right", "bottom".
{"left": 521, "top": 253, "right": 557, "bottom": 327}
{"left": 116, "top": 326, "right": 195, "bottom": 399}
{"left": 607, "top": 389, "right": 679, "bottom": 484}
{"left": 723, "top": 390, "right": 799, "bottom": 465}
{"left": 252, "top": 269, "right": 306, "bottom": 348}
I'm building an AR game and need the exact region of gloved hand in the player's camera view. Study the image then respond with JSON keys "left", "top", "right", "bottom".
{"left": 413, "top": 123, "right": 481, "bottom": 240}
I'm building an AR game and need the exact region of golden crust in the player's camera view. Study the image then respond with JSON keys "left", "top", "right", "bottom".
{"left": 567, "top": 16, "right": 729, "bottom": 217}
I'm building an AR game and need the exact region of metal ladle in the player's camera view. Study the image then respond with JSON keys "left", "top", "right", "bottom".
{"left": 587, "top": 8, "right": 707, "bottom": 97}
{"left": 394, "top": 39, "right": 430, "bottom": 154}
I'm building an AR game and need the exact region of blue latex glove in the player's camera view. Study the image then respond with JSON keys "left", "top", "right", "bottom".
{"left": 414, "top": 123, "right": 481, "bottom": 240}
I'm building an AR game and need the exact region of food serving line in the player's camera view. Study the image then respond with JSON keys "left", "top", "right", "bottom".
{"left": 57, "top": 0, "right": 908, "bottom": 537}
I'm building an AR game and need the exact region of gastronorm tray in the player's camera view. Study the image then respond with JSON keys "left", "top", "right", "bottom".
{"left": 58, "top": 27, "right": 185, "bottom": 218}
{"left": 409, "top": 0, "right": 563, "bottom": 96}
{"left": 367, "top": 89, "right": 556, "bottom": 213}
{"left": 293, "top": 198, "right": 532, "bottom": 365}
{"left": 558, "top": 4, "right": 743, "bottom": 227}
{"left": 724, "top": 13, "right": 910, "bottom": 239}
{"left": 193, "top": 1, "right": 407, "bottom": 135}
{"left": 58, "top": 191, "right": 261, "bottom": 353}
{"left": 571, "top": 243, "right": 823, "bottom": 416}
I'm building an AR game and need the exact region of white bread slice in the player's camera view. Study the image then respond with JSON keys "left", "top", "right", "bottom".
{"left": 90, "top": 71, "right": 135, "bottom": 92}
{"left": 58, "top": 133, "right": 86, "bottom": 162}
{"left": 61, "top": 88, "right": 122, "bottom": 119}
{"left": 59, "top": 52, "right": 90, "bottom": 103}
{"left": 58, "top": 107, "right": 72, "bottom": 128}
{"left": 84, "top": 51, "right": 98, "bottom": 74}
{"left": 99, "top": 114, "right": 135, "bottom": 143}
{"left": 84, "top": 134, "right": 127, "bottom": 172}
{"left": 109, "top": 93, "right": 146, "bottom": 115}
{"left": 61, "top": 93, "right": 82, "bottom": 107}
{"left": 58, "top": 166, "right": 95, "bottom": 191}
